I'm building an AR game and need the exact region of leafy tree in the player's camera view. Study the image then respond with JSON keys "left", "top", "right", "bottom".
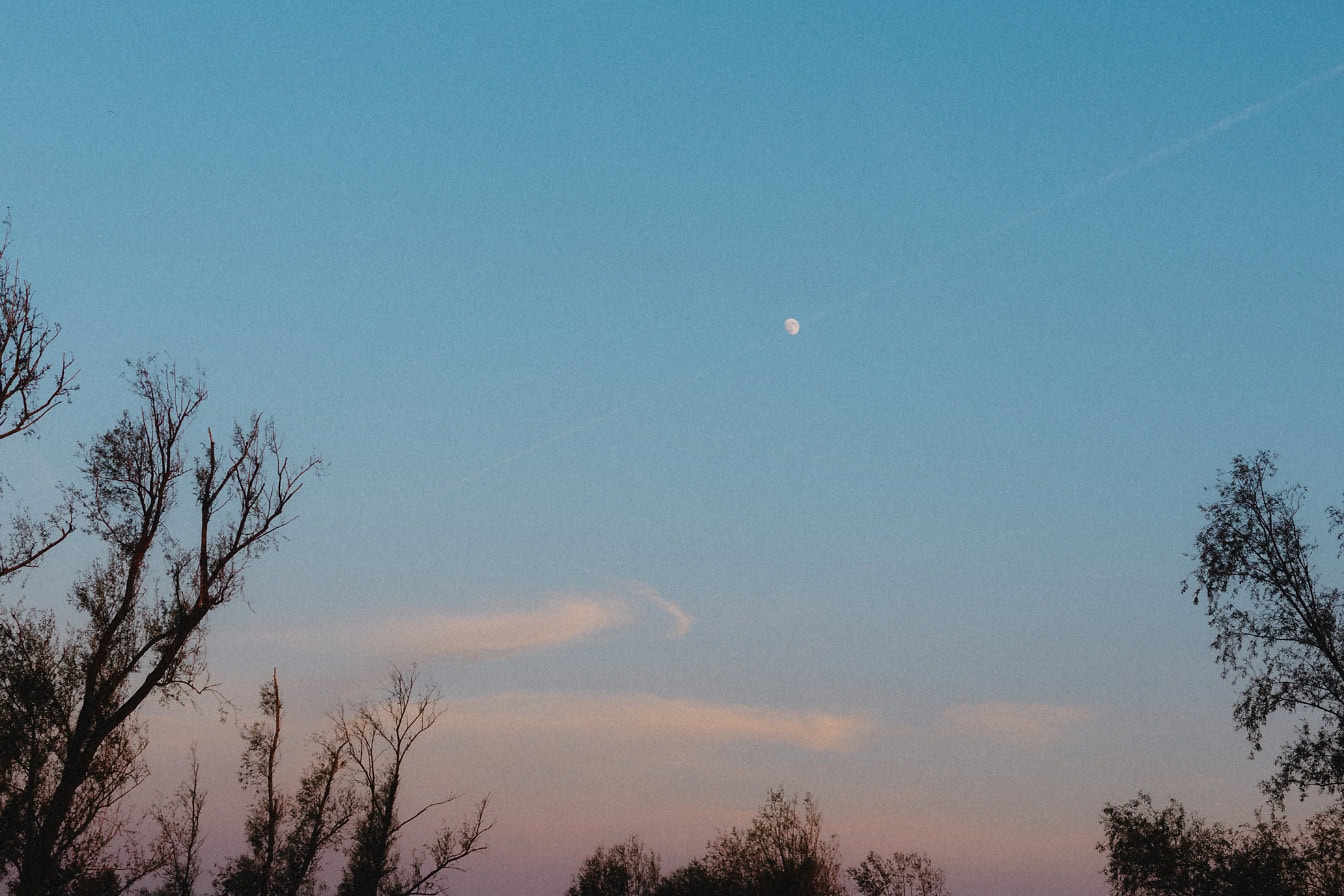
{"left": 651, "top": 861, "right": 723, "bottom": 896}
{"left": 1185, "top": 452, "right": 1344, "bottom": 803}
{"left": 695, "top": 789, "right": 845, "bottom": 896}
{"left": 566, "top": 836, "right": 661, "bottom": 896}
{"left": 848, "top": 851, "right": 948, "bottom": 896}
{"left": 0, "top": 226, "right": 319, "bottom": 895}
{"left": 334, "top": 666, "right": 490, "bottom": 896}
{"left": 1097, "top": 793, "right": 1305, "bottom": 896}
{"left": 1295, "top": 802, "right": 1344, "bottom": 895}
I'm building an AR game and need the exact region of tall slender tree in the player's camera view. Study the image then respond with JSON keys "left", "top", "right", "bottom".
{"left": 146, "top": 749, "right": 208, "bottom": 896}
{"left": 216, "top": 671, "right": 354, "bottom": 896}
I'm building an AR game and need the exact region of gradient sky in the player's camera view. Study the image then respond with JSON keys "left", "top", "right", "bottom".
{"left": 4, "top": 4, "right": 1344, "bottom": 894}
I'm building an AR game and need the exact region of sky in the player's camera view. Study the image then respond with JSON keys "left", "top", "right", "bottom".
{"left": 3, "top": 4, "right": 1344, "bottom": 894}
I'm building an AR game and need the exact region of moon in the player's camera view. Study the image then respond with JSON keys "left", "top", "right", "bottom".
{"left": 784, "top": 318, "right": 800, "bottom": 335}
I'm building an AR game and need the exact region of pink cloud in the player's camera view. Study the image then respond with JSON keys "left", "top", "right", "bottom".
{"left": 937, "top": 702, "right": 1094, "bottom": 746}
{"left": 441, "top": 691, "right": 869, "bottom": 751}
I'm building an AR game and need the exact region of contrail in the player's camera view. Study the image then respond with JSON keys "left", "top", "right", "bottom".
{"left": 1094, "top": 61, "right": 1344, "bottom": 189}
{"left": 456, "top": 60, "right": 1344, "bottom": 484}
{"left": 812, "top": 59, "right": 1344, "bottom": 324}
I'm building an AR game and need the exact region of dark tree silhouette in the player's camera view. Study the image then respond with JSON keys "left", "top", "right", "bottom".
{"left": 145, "top": 749, "right": 207, "bottom": 896}
{"left": 216, "top": 672, "right": 289, "bottom": 896}
{"left": 1185, "top": 452, "right": 1344, "bottom": 802}
{"left": 652, "top": 862, "right": 724, "bottom": 896}
{"left": 216, "top": 672, "right": 354, "bottom": 896}
{"left": 0, "top": 219, "right": 76, "bottom": 580}
{"left": 848, "top": 851, "right": 948, "bottom": 896}
{"left": 334, "top": 666, "right": 490, "bottom": 896}
{"left": 0, "top": 327, "right": 317, "bottom": 894}
{"left": 694, "top": 789, "right": 845, "bottom": 896}
{"left": 1, "top": 362, "right": 317, "bottom": 895}
{"left": 566, "top": 836, "right": 661, "bottom": 896}
{"left": 1097, "top": 793, "right": 1306, "bottom": 896}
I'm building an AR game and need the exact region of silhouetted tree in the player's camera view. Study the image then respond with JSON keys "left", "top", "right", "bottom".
{"left": 1295, "top": 803, "right": 1344, "bottom": 895}
{"left": 215, "top": 672, "right": 354, "bottom": 896}
{"left": 272, "top": 736, "right": 354, "bottom": 896}
{"left": 0, "top": 219, "right": 76, "bottom": 579}
{"left": 696, "top": 789, "right": 845, "bottom": 896}
{"left": 334, "top": 666, "right": 490, "bottom": 896}
{"left": 848, "top": 851, "right": 948, "bottom": 896}
{"left": 0, "top": 230, "right": 319, "bottom": 894}
{"left": 566, "top": 836, "right": 661, "bottom": 896}
{"left": 652, "top": 862, "right": 724, "bottom": 896}
{"left": 1185, "top": 452, "right": 1344, "bottom": 803}
{"left": 216, "top": 672, "right": 289, "bottom": 896}
{"left": 145, "top": 749, "right": 207, "bottom": 896}
{"left": 1097, "top": 793, "right": 1302, "bottom": 896}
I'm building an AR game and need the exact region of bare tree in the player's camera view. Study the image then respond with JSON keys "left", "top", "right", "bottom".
{"left": 0, "top": 359, "right": 318, "bottom": 896}
{"left": 145, "top": 749, "right": 208, "bottom": 896}
{"left": 0, "top": 218, "right": 76, "bottom": 579}
{"left": 334, "top": 666, "right": 491, "bottom": 896}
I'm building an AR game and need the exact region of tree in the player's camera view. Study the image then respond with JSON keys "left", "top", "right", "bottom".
{"left": 848, "top": 851, "right": 948, "bottom": 896}
{"left": 695, "top": 789, "right": 845, "bottom": 896}
{"left": 334, "top": 666, "right": 491, "bottom": 896}
{"left": 652, "top": 862, "right": 723, "bottom": 896}
{"left": 145, "top": 749, "right": 208, "bottom": 896}
{"left": 0, "top": 218, "right": 75, "bottom": 578}
{"left": 215, "top": 671, "right": 354, "bottom": 896}
{"left": 1185, "top": 452, "right": 1344, "bottom": 802}
{"left": 566, "top": 836, "right": 661, "bottom": 896}
{"left": 0, "top": 228, "right": 320, "bottom": 894}
{"left": 216, "top": 671, "right": 287, "bottom": 896}
{"left": 1096, "top": 793, "right": 1315, "bottom": 896}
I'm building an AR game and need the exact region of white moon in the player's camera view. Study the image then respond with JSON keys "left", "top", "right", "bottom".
{"left": 784, "top": 318, "right": 800, "bottom": 335}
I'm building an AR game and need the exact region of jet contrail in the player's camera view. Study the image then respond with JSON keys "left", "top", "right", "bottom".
{"left": 1094, "top": 61, "right": 1344, "bottom": 189}
{"left": 811, "top": 59, "right": 1344, "bottom": 324}
{"left": 456, "top": 60, "right": 1344, "bottom": 484}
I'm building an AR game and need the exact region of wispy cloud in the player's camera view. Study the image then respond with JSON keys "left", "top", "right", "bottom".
{"left": 442, "top": 692, "right": 869, "bottom": 752}
{"left": 273, "top": 583, "right": 693, "bottom": 659}
{"left": 277, "top": 594, "right": 631, "bottom": 658}
{"left": 937, "top": 702, "right": 1094, "bottom": 746}
{"left": 631, "top": 582, "right": 695, "bottom": 638}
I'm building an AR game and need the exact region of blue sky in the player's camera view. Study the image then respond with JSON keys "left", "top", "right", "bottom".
{"left": 4, "top": 4, "right": 1344, "bottom": 894}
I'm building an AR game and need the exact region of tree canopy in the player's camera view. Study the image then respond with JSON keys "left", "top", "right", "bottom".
{"left": 1186, "top": 451, "right": 1344, "bottom": 802}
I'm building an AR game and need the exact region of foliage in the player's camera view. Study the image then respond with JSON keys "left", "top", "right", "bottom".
{"left": 651, "top": 862, "right": 722, "bottom": 896}
{"left": 1093, "top": 792, "right": 1344, "bottom": 895}
{"left": 848, "top": 851, "right": 948, "bottom": 896}
{"left": 566, "top": 836, "right": 661, "bottom": 896}
{"left": 691, "top": 789, "right": 845, "bottom": 896}
{"left": 1185, "top": 452, "right": 1344, "bottom": 802}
